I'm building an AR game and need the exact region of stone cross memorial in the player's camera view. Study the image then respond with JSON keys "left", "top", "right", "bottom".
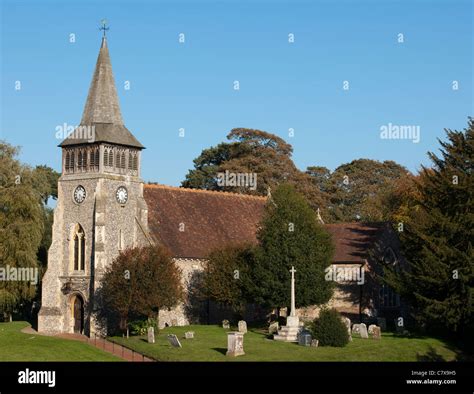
{"left": 226, "top": 332, "right": 245, "bottom": 357}
{"left": 147, "top": 327, "right": 155, "bottom": 344}
{"left": 167, "top": 334, "right": 182, "bottom": 348}
{"left": 274, "top": 266, "right": 301, "bottom": 342}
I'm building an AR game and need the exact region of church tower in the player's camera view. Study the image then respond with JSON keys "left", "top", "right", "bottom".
{"left": 38, "top": 34, "right": 150, "bottom": 336}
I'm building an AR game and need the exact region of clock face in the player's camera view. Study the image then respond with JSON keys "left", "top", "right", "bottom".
{"left": 116, "top": 186, "right": 128, "bottom": 205}
{"left": 73, "top": 185, "right": 86, "bottom": 204}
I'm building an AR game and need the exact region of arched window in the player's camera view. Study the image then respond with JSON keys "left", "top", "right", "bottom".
{"left": 109, "top": 149, "right": 114, "bottom": 167}
{"left": 94, "top": 149, "right": 99, "bottom": 169}
{"left": 116, "top": 152, "right": 120, "bottom": 168}
{"left": 73, "top": 224, "right": 85, "bottom": 271}
{"left": 65, "top": 151, "right": 71, "bottom": 171}
{"left": 104, "top": 149, "right": 109, "bottom": 166}
{"left": 82, "top": 150, "right": 87, "bottom": 169}
{"left": 69, "top": 150, "right": 75, "bottom": 171}
{"left": 128, "top": 152, "right": 133, "bottom": 170}
{"left": 133, "top": 154, "right": 138, "bottom": 171}
{"left": 121, "top": 152, "right": 126, "bottom": 169}
{"left": 78, "top": 151, "right": 83, "bottom": 170}
{"left": 89, "top": 149, "right": 95, "bottom": 168}
{"left": 380, "top": 248, "right": 400, "bottom": 307}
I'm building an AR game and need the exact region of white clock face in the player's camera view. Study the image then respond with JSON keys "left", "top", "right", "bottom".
{"left": 116, "top": 186, "right": 128, "bottom": 205}
{"left": 73, "top": 185, "right": 86, "bottom": 204}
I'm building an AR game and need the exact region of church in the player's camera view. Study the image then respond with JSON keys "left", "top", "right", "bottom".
{"left": 38, "top": 35, "right": 406, "bottom": 336}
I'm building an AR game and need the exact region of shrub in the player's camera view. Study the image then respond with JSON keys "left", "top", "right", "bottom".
{"left": 129, "top": 318, "right": 159, "bottom": 336}
{"left": 310, "top": 308, "right": 349, "bottom": 347}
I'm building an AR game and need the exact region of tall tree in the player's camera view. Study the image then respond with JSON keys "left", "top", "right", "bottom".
{"left": 182, "top": 128, "right": 328, "bottom": 211}
{"left": 202, "top": 244, "right": 255, "bottom": 318}
{"left": 249, "top": 184, "right": 334, "bottom": 309}
{"left": 0, "top": 142, "right": 44, "bottom": 319}
{"left": 318, "top": 159, "right": 410, "bottom": 222}
{"left": 99, "top": 245, "right": 183, "bottom": 332}
{"left": 384, "top": 119, "right": 473, "bottom": 347}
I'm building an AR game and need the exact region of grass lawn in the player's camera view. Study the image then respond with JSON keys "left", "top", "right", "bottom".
{"left": 0, "top": 321, "right": 121, "bottom": 361}
{"left": 110, "top": 324, "right": 463, "bottom": 362}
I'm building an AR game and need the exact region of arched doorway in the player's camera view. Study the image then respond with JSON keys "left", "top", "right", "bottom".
{"left": 72, "top": 295, "right": 84, "bottom": 334}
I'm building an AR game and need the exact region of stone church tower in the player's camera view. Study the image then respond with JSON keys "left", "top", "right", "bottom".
{"left": 38, "top": 36, "right": 150, "bottom": 336}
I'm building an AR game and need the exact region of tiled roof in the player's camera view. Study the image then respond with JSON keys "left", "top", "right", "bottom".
{"left": 144, "top": 185, "right": 388, "bottom": 261}
{"left": 144, "top": 185, "right": 266, "bottom": 259}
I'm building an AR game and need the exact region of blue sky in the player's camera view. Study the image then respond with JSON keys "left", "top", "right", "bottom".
{"left": 1, "top": 0, "right": 472, "bottom": 186}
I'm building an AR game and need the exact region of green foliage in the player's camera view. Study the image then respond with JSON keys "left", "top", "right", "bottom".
{"left": 384, "top": 119, "right": 474, "bottom": 349}
{"left": 310, "top": 308, "right": 349, "bottom": 347}
{"left": 99, "top": 245, "right": 184, "bottom": 332}
{"left": 309, "top": 159, "right": 409, "bottom": 222}
{"left": 250, "top": 184, "right": 334, "bottom": 309}
{"left": 203, "top": 244, "right": 255, "bottom": 317}
{"left": 181, "top": 128, "right": 328, "bottom": 211}
{"left": 0, "top": 142, "right": 42, "bottom": 316}
{"left": 129, "top": 318, "right": 159, "bottom": 336}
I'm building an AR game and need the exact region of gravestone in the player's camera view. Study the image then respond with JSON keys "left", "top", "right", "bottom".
{"left": 238, "top": 320, "right": 247, "bottom": 334}
{"left": 184, "top": 331, "right": 194, "bottom": 339}
{"left": 342, "top": 317, "right": 352, "bottom": 341}
{"left": 147, "top": 327, "right": 155, "bottom": 344}
{"left": 222, "top": 319, "right": 230, "bottom": 329}
{"left": 268, "top": 321, "right": 279, "bottom": 335}
{"left": 310, "top": 339, "right": 319, "bottom": 347}
{"left": 298, "top": 330, "right": 312, "bottom": 346}
{"left": 376, "top": 317, "right": 387, "bottom": 331}
{"left": 226, "top": 332, "right": 245, "bottom": 357}
{"left": 167, "top": 334, "right": 182, "bottom": 348}
{"left": 368, "top": 324, "right": 377, "bottom": 335}
{"left": 359, "top": 323, "right": 368, "bottom": 339}
{"left": 371, "top": 326, "right": 381, "bottom": 339}
{"left": 351, "top": 324, "right": 361, "bottom": 335}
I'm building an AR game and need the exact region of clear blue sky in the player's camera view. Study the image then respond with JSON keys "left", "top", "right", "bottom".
{"left": 1, "top": 0, "right": 472, "bottom": 186}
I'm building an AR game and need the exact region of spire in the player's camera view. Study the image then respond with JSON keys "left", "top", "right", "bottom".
{"left": 80, "top": 36, "right": 123, "bottom": 125}
{"left": 60, "top": 28, "right": 144, "bottom": 149}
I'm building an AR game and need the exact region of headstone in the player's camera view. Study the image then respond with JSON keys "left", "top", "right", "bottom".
{"left": 167, "top": 334, "right": 182, "bottom": 348}
{"left": 238, "top": 320, "right": 247, "bottom": 334}
{"left": 371, "top": 326, "right": 381, "bottom": 340}
{"left": 351, "top": 324, "right": 361, "bottom": 335}
{"left": 226, "top": 332, "right": 245, "bottom": 357}
{"left": 298, "top": 330, "right": 312, "bottom": 346}
{"left": 342, "top": 317, "right": 352, "bottom": 341}
{"left": 310, "top": 339, "right": 319, "bottom": 347}
{"left": 222, "top": 319, "right": 230, "bottom": 329}
{"left": 268, "top": 321, "right": 279, "bottom": 335}
{"left": 368, "top": 324, "right": 377, "bottom": 335}
{"left": 184, "top": 331, "right": 194, "bottom": 339}
{"left": 147, "top": 327, "right": 155, "bottom": 344}
{"left": 376, "top": 317, "right": 387, "bottom": 331}
{"left": 359, "top": 323, "right": 368, "bottom": 339}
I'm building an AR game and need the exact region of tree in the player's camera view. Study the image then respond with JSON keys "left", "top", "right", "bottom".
{"left": 203, "top": 244, "right": 255, "bottom": 318}
{"left": 249, "top": 184, "right": 334, "bottom": 310}
{"left": 319, "top": 159, "right": 410, "bottom": 222}
{"left": 0, "top": 142, "right": 45, "bottom": 320}
{"left": 384, "top": 119, "right": 473, "bottom": 348}
{"left": 182, "top": 128, "right": 328, "bottom": 211}
{"left": 99, "top": 245, "right": 183, "bottom": 332}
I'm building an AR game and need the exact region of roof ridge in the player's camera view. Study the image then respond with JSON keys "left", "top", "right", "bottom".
{"left": 145, "top": 183, "right": 268, "bottom": 201}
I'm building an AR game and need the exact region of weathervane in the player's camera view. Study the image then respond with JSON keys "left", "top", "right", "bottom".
{"left": 99, "top": 19, "right": 109, "bottom": 38}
